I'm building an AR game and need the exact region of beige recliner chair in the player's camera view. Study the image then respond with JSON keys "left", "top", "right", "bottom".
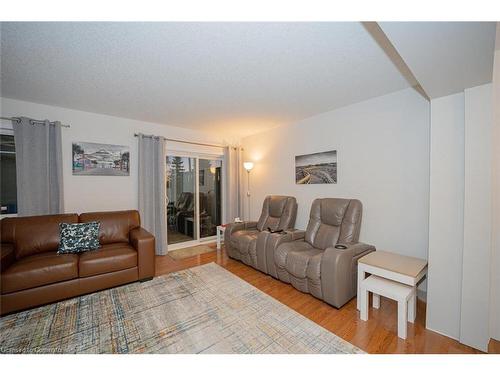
{"left": 274, "top": 198, "right": 375, "bottom": 308}
{"left": 225, "top": 195, "right": 297, "bottom": 269}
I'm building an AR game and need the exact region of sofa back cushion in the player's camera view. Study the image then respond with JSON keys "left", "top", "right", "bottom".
{"left": 79, "top": 210, "right": 140, "bottom": 245}
{"left": 1, "top": 214, "right": 79, "bottom": 259}
{"left": 305, "top": 198, "right": 362, "bottom": 249}
{"left": 256, "top": 195, "right": 297, "bottom": 232}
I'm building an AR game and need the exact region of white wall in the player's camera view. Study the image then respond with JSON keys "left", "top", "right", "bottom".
{"left": 427, "top": 92, "right": 465, "bottom": 340}
{"left": 460, "top": 83, "right": 493, "bottom": 352}
{"left": 241, "top": 88, "right": 430, "bottom": 264}
{"left": 0, "top": 97, "right": 224, "bottom": 214}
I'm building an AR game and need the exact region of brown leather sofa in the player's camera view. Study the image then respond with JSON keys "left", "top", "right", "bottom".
{"left": 274, "top": 198, "right": 375, "bottom": 308}
{"left": 224, "top": 195, "right": 297, "bottom": 271}
{"left": 0, "top": 210, "right": 155, "bottom": 315}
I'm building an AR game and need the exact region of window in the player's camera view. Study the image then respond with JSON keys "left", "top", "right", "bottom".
{"left": 0, "top": 133, "right": 17, "bottom": 214}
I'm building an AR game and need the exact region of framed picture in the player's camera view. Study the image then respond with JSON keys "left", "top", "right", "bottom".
{"left": 295, "top": 150, "right": 337, "bottom": 184}
{"left": 72, "top": 142, "right": 130, "bottom": 176}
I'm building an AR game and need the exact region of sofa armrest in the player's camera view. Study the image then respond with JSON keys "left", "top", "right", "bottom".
{"left": 129, "top": 227, "right": 156, "bottom": 280}
{"left": 261, "top": 229, "right": 306, "bottom": 250}
{"left": 320, "top": 242, "right": 376, "bottom": 308}
{"left": 253, "top": 229, "right": 306, "bottom": 278}
{"left": 333, "top": 242, "right": 376, "bottom": 256}
{"left": 283, "top": 229, "right": 306, "bottom": 241}
{"left": 224, "top": 221, "right": 258, "bottom": 259}
{"left": 226, "top": 221, "right": 258, "bottom": 235}
{"left": 0, "top": 243, "right": 15, "bottom": 272}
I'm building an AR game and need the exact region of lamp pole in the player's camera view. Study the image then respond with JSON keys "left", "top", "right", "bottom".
{"left": 243, "top": 161, "right": 254, "bottom": 221}
{"left": 247, "top": 169, "right": 251, "bottom": 221}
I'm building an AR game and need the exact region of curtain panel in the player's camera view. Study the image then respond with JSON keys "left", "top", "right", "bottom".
{"left": 12, "top": 117, "right": 64, "bottom": 216}
{"left": 138, "top": 133, "right": 168, "bottom": 255}
{"left": 224, "top": 145, "right": 243, "bottom": 223}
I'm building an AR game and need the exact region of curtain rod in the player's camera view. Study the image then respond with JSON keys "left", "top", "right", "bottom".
{"left": 134, "top": 133, "right": 225, "bottom": 148}
{"left": 0, "top": 116, "right": 71, "bottom": 128}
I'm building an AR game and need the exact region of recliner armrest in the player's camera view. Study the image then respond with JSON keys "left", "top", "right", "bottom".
{"left": 254, "top": 229, "right": 306, "bottom": 278}
{"left": 260, "top": 229, "right": 305, "bottom": 245}
{"left": 226, "top": 221, "right": 258, "bottom": 235}
{"left": 331, "top": 242, "right": 376, "bottom": 256}
{"left": 320, "top": 242, "right": 376, "bottom": 308}
{"left": 283, "top": 229, "right": 306, "bottom": 241}
{"left": 129, "top": 227, "right": 155, "bottom": 280}
{"left": 0, "top": 243, "right": 15, "bottom": 272}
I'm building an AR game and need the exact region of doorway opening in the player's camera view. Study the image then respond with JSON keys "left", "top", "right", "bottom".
{"left": 166, "top": 153, "right": 223, "bottom": 249}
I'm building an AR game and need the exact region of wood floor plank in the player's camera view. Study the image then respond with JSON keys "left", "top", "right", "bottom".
{"left": 155, "top": 245, "right": 485, "bottom": 354}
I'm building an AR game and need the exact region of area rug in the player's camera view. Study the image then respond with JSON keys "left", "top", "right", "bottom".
{"left": 0, "top": 263, "right": 363, "bottom": 354}
{"left": 168, "top": 244, "right": 215, "bottom": 260}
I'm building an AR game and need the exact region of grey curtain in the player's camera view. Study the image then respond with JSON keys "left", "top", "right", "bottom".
{"left": 12, "top": 117, "right": 64, "bottom": 216}
{"left": 138, "top": 133, "right": 168, "bottom": 255}
{"left": 224, "top": 145, "right": 242, "bottom": 223}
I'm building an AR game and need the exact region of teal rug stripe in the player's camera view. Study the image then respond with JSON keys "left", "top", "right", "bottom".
{"left": 0, "top": 263, "right": 364, "bottom": 354}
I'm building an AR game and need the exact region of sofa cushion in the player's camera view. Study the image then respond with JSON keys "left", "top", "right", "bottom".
{"left": 79, "top": 210, "right": 140, "bottom": 245}
{"left": 256, "top": 196, "right": 297, "bottom": 232}
{"left": 58, "top": 222, "right": 101, "bottom": 254}
{"left": 1, "top": 214, "right": 79, "bottom": 259}
{"left": 275, "top": 240, "right": 313, "bottom": 269}
{"left": 305, "top": 251, "right": 324, "bottom": 281}
{"left": 1, "top": 252, "right": 79, "bottom": 294}
{"left": 79, "top": 243, "right": 137, "bottom": 277}
{"left": 313, "top": 223, "right": 340, "bottom": 250}
{"left": 229, "top": 229, "right": 257, "bottom": 250}
{"left": 231, "top": 230, "right": 259, "bottom": 254}
{"left": 285, "top": 248, "right": 324, "bottom": 279}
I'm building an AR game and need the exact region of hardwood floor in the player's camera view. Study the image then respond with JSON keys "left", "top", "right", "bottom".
{"left": 489, "top": 339, "right": 500, "bottom": 354}
{"left": 155, "top": 244, "right": 492, "bottom": 354}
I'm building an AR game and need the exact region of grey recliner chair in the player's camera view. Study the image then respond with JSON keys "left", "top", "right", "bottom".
{"left": 224, "top": 195, "right": 297, "bottom": 270}
{"left": 274, "top": 198, "right": 375, "bottom": 308}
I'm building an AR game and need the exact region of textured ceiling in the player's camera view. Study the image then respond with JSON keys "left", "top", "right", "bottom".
{"left": 380, "top": 22, "right": 497, "bottom": 98}
{"left": 0, "top": 22, "right": 410, "bottom": 138}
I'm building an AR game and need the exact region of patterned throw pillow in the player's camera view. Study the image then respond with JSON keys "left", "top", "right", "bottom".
{"left": 58, "top": 221, "right": 101, "bottom": 254}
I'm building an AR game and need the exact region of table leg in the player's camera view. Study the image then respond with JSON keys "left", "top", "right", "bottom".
{"left": 373, "top": 293, "right": 380, "bottom": 309}
{"left": 357, "top": 265, "right": 366, "bottom": 310}
{"left": 398, "top": 300, "right": 408, "bottom": 339}
{"left": 216, "top": 227, "right": 221, "bottom": 250}
{"left": 408, "top": 288, "right": 416, "bottom": 323}
{"left": 360, "top": 286, "right": 369, "bottom": 321}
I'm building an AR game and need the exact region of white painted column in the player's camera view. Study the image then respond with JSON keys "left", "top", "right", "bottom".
{"left": 489, "top": 40, "right": 500, "bottom": 343}
{"left": 426, "top": 93, "right": 465, "bottom": 340}
{"left": 460, "top": 83, "right": 493, "bottom": 352}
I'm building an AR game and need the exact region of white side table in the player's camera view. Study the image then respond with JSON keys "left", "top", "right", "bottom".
{"left": 360, "top": 275, "right": 416, "bottom": 339}
{"left": 357, "top": 251, "right": 427, "bottom": 338}
{"left": 216, "top": 225, "right": 226, "bottom": 250}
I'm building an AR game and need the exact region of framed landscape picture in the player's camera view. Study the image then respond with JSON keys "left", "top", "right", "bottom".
{"left": 72, "top": 142, "right": 130, "bottom": 176}
{"left": 295, "top": 150, "right": 337, "bottom": 184}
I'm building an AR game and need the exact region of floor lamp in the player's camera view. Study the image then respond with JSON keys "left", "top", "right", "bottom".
{"left": 243, "top": 161, "right": 254, "bottom": 221}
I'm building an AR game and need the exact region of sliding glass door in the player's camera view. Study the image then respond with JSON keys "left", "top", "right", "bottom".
{"left": 166, "top": 155, "right": 196, "bottom": 245}
{"left": 166, "top": 153, "right": 223, "bottom": 248}
{"left": 198, "top": 159, "right": 222, "bottom": 238}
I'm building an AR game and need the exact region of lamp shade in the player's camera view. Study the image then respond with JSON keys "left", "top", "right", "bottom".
{"left": 243, "top": 161, "right": 254, "bottom": 171}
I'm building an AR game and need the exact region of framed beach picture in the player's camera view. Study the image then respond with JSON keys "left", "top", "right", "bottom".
{"left": 72, "top": 142, "right": 130, "bottom": 176}
{"left": 295, "top": 150, "right": 337, "bottom": 184}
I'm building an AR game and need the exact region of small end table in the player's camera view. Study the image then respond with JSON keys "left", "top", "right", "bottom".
{"left": 357, "top": 251, "right": 427, "bottom": 339}
{"left": 216, "top": 225, "right": 226, "bottom": 250}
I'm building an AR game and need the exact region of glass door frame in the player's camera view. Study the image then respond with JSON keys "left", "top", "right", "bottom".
{"left": 166, "top": 149, "right": 225, "bottom": 251}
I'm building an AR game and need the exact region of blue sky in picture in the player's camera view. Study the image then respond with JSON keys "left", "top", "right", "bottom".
{"left": 295, "top": 150, "right": 337, "bottom": 167}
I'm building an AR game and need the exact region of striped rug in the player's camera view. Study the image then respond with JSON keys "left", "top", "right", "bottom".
{"left": 0, "top": 263, "right": 363, "bottom": 354}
